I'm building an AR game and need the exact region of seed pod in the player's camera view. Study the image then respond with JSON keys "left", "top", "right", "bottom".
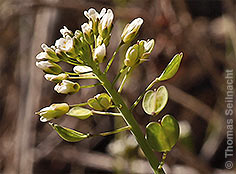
{"left": 67, "top": 107, "right": 93, "bottom": 120}
{"left": 158, "top": 53, "right": 183, "bottom": 81}
{"left": 146, "top": 115, "right": 180, "bottom": 152}
{"left": 88, "top": 93, "right": 112, "bottom": 111}
{"left": 50, "top": 123, "right": 88, "bottom": 142}
{"left": 142, "top": 86, "right": 168, "bottom": 116}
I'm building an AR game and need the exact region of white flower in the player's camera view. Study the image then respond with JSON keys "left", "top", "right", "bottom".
{"left": 81, "top": 22, "right": 92, "bottom": 35}
{"left": 55, "top": 36, "right": 74, "bottom": 52}
{"left": 54, "top": 80, "right": 80, "bottom": 94}
{"left": 84, "top": 8, "right": 106, "bottom": 23}
{"left": 93, "top": 43, "right": 106, "bottom": 63}
{"left": 60, "top": 26, "right": 73, "bottom": 37}
{"left": 121, "top": 18, "right": 143, "bottom": 43}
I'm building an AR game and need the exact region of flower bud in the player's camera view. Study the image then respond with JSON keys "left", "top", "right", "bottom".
{"left": 60, "top": 26, "right": 73, "bottom": 37}
{"left": 124, "top": 44, "right": 139, "bottom": 67}
{"left": 98, "top": 9, "right": 114, "bottom": 39}
{"left": 54, "top": 80, "right": 80, "bottom": 94}
{"left": 73, "top": 65, "right": 92, "bottom": 74}
{"left": 93, "top": 43, "right": 106, "bottom": 63}
{"left": 81, "top": 22, "right": 94, "bottom": 45}
{"left": 40, "top": 44, "right": 60, "bottom": 62}
{"left": 121, "top": 18, "right": 143, "bottom": 43}
{"left": 36, "top": 60, "right": 62, "bottom": 74}
{"left": 35, "top": 103, "right": 69, "bottom": 122}
{"left": 44, "top": 73, "right": 68, "bottom": 83}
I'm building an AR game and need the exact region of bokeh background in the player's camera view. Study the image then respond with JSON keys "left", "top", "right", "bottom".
{"left": 0, "top": 0, "right": 235, "bottom": 173}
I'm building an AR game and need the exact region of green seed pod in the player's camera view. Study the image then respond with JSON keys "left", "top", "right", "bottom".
{"left": 88, "top": 93, "right": 112, "bottom": 111}
{"left": 146, "top": 115, "right": 180, "bottom": 152}
{"left": 50, "top": 123, "right": 88, "bottom": 142}
{"left": 35, "top": 103, "right": 69, "bottom": 122}
{"left": 96, "top": 93, "right": 112, "bottom": 110}
{"left": 67, "top": 107, "right": 93, "bottom": 120}
{"left": 142, "top": 86, "right": 168, "bottom": 116}
{"left": 158, "top": 52, "right": 183, "bottom": 81}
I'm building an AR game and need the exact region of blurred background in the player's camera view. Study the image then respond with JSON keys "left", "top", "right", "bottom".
{"left": 0, "top": 0, "right": 235, "bottom": 173}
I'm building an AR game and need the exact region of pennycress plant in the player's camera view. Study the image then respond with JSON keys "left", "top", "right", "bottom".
{"left": 35, "top": 8, "right": 183, "bottom": 174}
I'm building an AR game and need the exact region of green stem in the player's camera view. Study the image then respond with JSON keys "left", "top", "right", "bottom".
{"left": 112, "top": 65, "right": 127, "bottom": 86}
{"left": 92, "top": 110, "right": 122, "bottom": 117}
{"left": 158, "top": 152, "right": 168, "bottom": 170}
{"left": 80, "top": 83, "right": 101, "bottom": 88}
{"left": 118, "top": 67, "right": 132, "bottom": 93}
{"left": 89, "top": 126, "right": 131, "bottom": 137}
{"left": 90, "top": 66, "right": 162, "bottom": 173}
{"left": 104, "top": 42, "right": 123, "bottom": 74}
{"left": 130, "top": 78, "right": 160, "bottom": 111}
{"left": 68, "top": 75, "right": 97, "bottom": 80}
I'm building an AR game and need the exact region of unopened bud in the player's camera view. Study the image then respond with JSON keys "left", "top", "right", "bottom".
{"left": 81, "top": 22, "right": 94, "bottom": 45}
{"left": 36, "top": 60, "right": 62, "bottom": 74}
{"left": 54, "top": 80, "right": 80, "bottom": 94}
{"left": 98, "top": 9, "right": 114, "bottom": 39}
{"left": 121, "top": 18, "right": 143, "bottom": 43}
{"left": 36, "top": 103, "right": 69, "bottom": 122}
{"left": 124, "top": 44, "right": 139, "bottom": 67}
{"left": 44, "top": 73, "right": 68, "bottom": 83}
{"left": 93, "top": 43, "right": 106, "bottom": 63}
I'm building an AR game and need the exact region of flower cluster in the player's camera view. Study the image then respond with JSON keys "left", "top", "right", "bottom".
{"left": 35, "top": 8, "right": 183, "bottom": 173}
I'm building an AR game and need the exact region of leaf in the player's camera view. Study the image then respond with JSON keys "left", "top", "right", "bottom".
{"left": 146, "top": 115, "right": 179, "bottom": 152}
{"left": 158, "top": 53, "right": 183, "bottom": 81}
{"left": 50, "top": 123, "right": 88, "bottom": 142}
{"left": 142, "top": 86, "right": 168, "bottom": 116}
{"left": 66, "top": 107, "right": 92, "bottom": 119}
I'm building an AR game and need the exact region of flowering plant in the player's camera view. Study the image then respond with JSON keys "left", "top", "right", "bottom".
{"left": 35, "top": 8, "right": 183, "bottom": 174}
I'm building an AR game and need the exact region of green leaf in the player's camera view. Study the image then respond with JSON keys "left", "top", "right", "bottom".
{"left": 146, "top": 115, "right": 179, "bottom": 152}
{"left": 66, "top": 107, "right": 92, "bottom": 119}
{"left": 142, "top": 86, "right": 168, "bottom": 116}
{"left": 50, "top": 123, "right": 88, "bottom": 142}
{"left": 158, "top": 52, "right": 183, "bottom": 81}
